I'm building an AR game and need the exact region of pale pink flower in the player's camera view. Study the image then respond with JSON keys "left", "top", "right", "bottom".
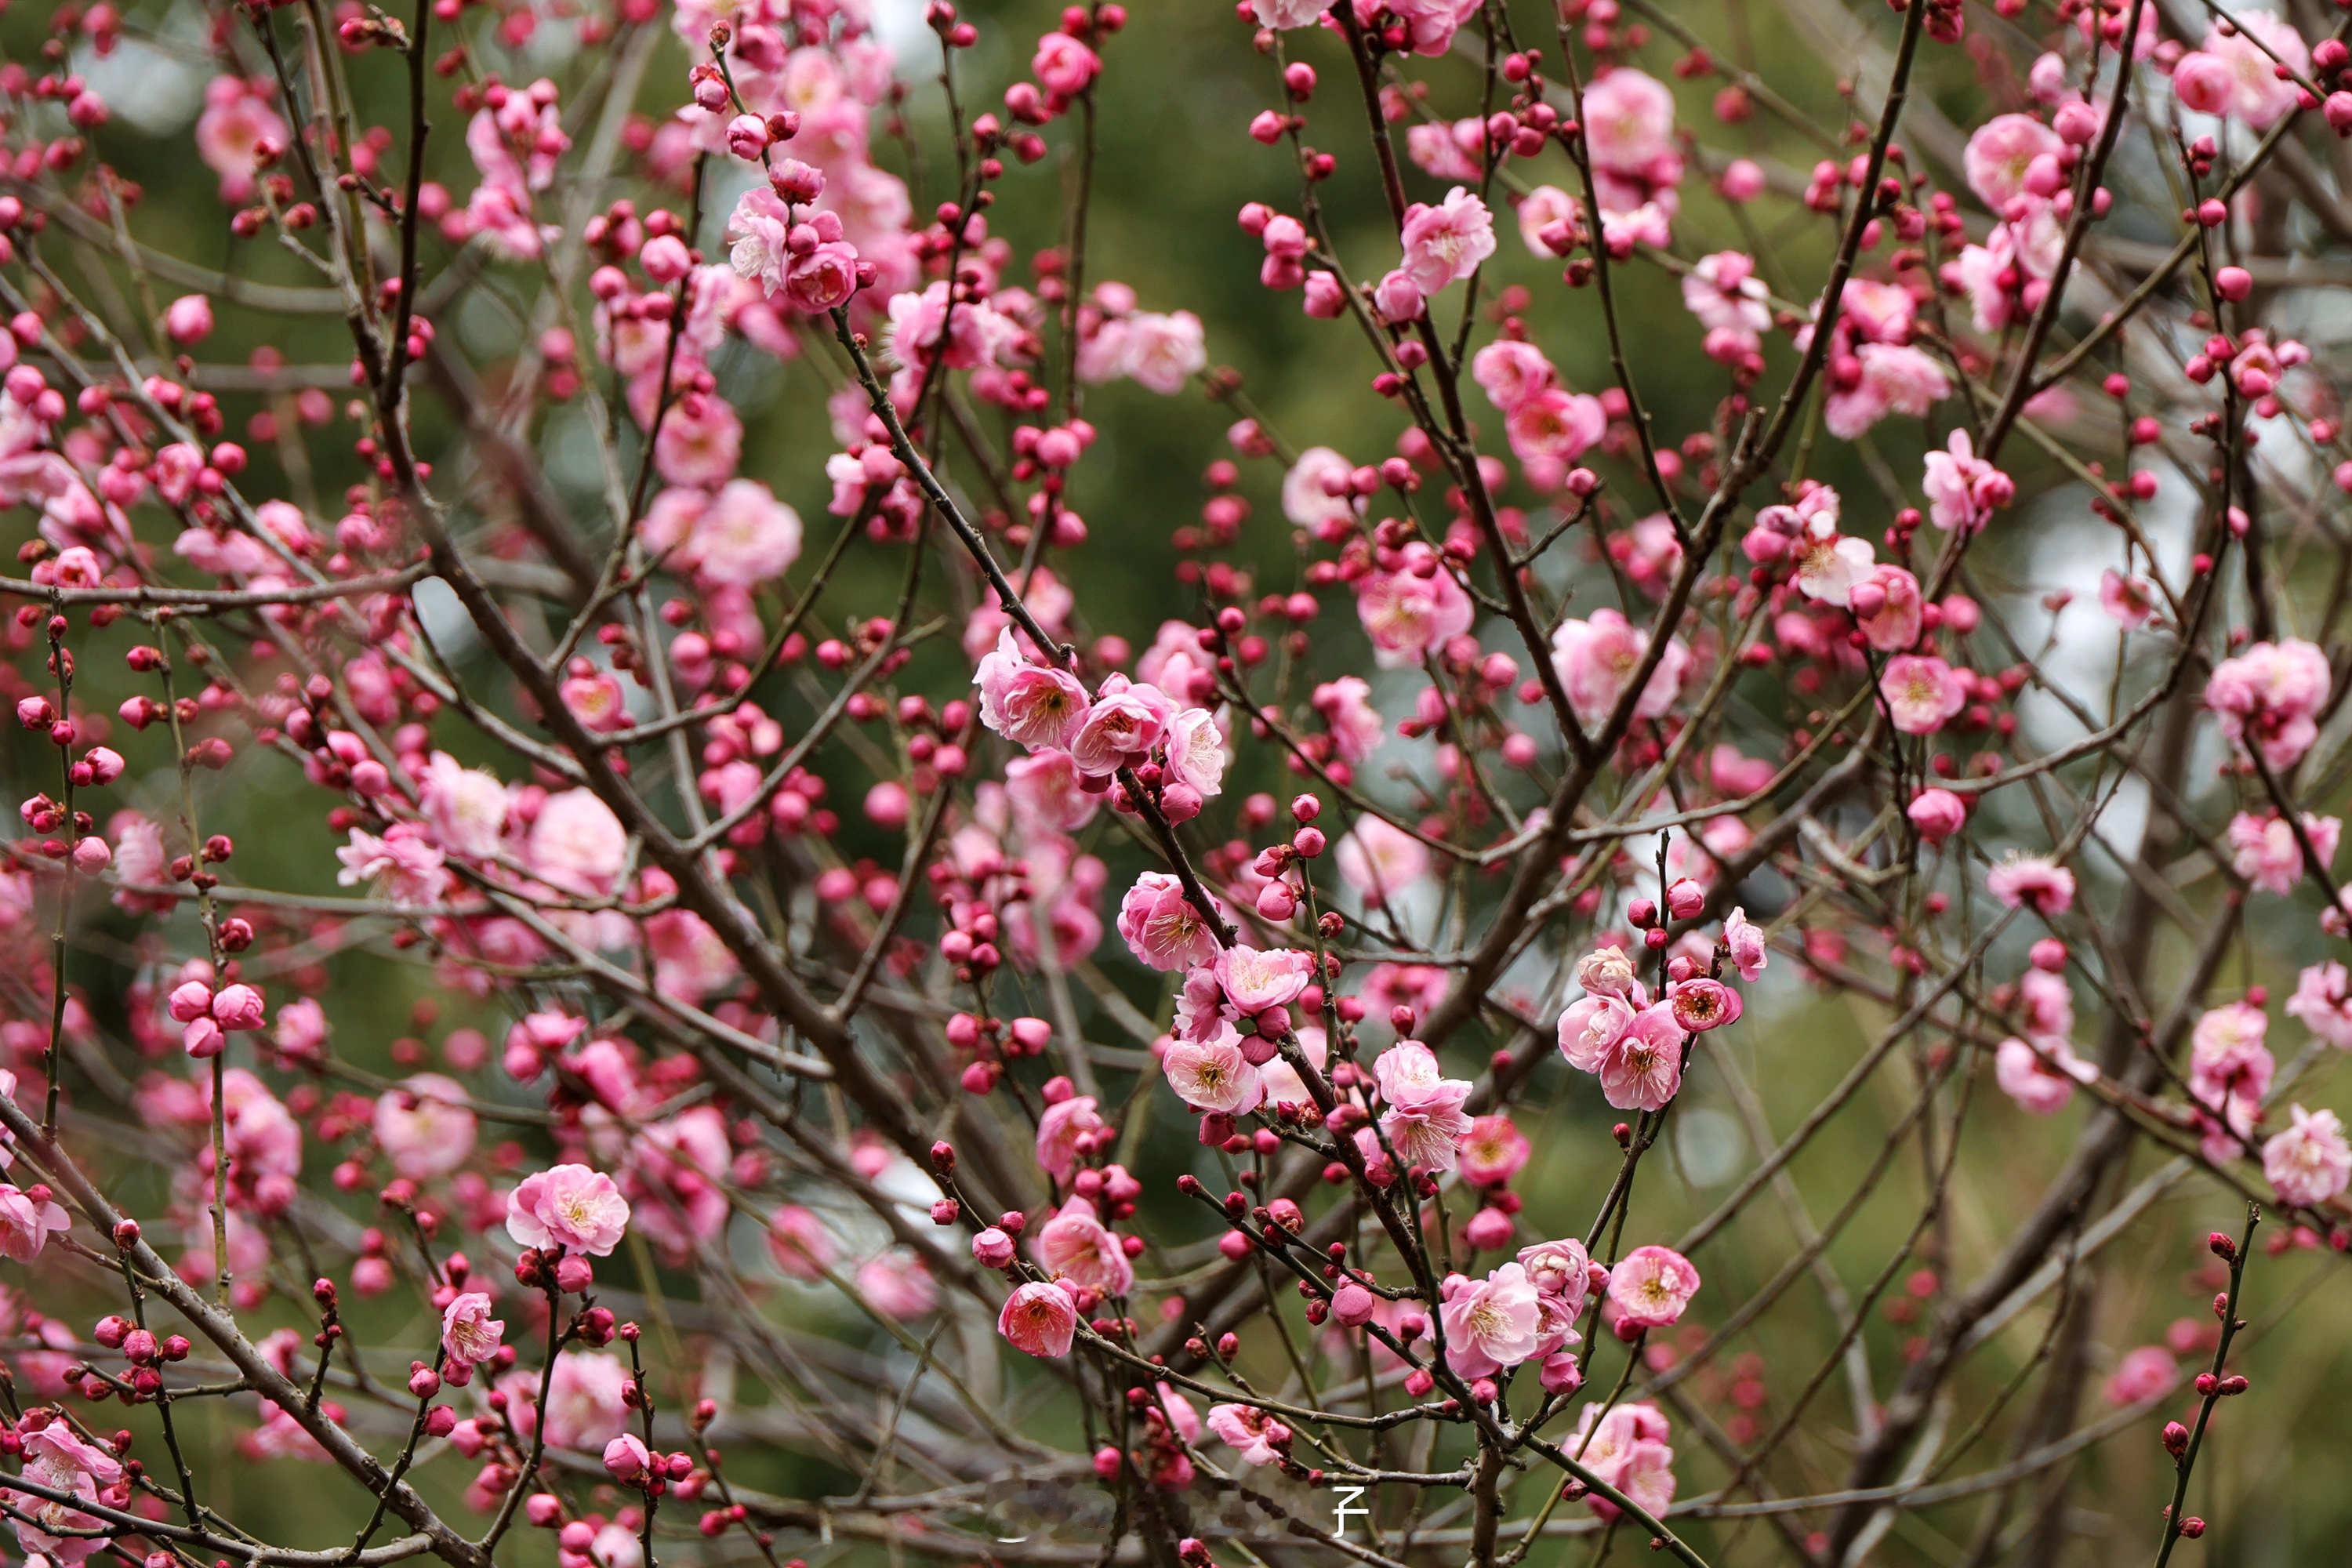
{"left": 1827, "top": 344, "right": 1951, "bottom": 439}
{"left": 1550, "top": 608, "right": 1690, "bottom": 728}
{"left": 1987, "top": 855, "right": 2076, "bottom": 914}
{"left": 765, "top": 1204, "right": 835, "bottom": 1280}
{"left": 1461, "top": 1114, "right": 1531, "bottom": 1186}
{"left": 999, "top": 1280, "right": 1079, "bottom": 1357}
{"left": 506, "top": 1163, "right": 632, "bottom": 1257}
{"left": 22, "top": 1425, "right": 122, "bottom": 1487}
{"left": 1035, "top": 1197, "right": 1134, "bottom": 1295}
{"left": 2287, "top": 962, "right": 2352, "bottom": 1049}
{"left": 1442, "top": 1261, "right": 1544, "bottom": 1376}
{"left": 857, "top": 1251, "right": 938, "bottom": 1317}
{"left": 374, "top": 1073, "right": 479, "bottom": 1181}
{"left": 1596, "top": 1004, "right": 1685, "bottom": 1112}
{"left": 1373, "top": 1042, "right": 1473, "bottom": 1171}
{"left": 0, "top": 1184, "right": 69, "bottom": 1261}
{"left": 652, "top": 396, "right": 744, "bottom": 488}
{"left": 2194, "top": 1089, "right": 2263, "bottom": 1166}
{"left": 1581, "top": 68, "right": 1676, "bottom": 173}
{"left": 1163, "top": 707, "right": 1229, "bottom": 799}
{"left": 2016, "top": 969, "right": 2075, "bottom": 1039}
{"left": 1312, "top": 676, "right": 1386, "bottom": 763}
{"left": 1994, "top": 1036, "right": 2096, "bottom": 1115}
{"left": 1118, "top": 871, "right": 1222, "bottom": 971}
{"left": 212, "top": 1070, "right": 303, "bottom": 1200}
{"left": 2100, "top": 569, "right": 2158, "bottom": 629}
{"left": 1962, "top": 113, "right": 2065, "bottom": 209}
{"left": 529, "top": 1351, "right": 631, "bottom": 1450}
{"left": 2205, "top": 638, "right": 2332, "bottom": 771}
{"left": 1112, "top": 311, "right": 1207, "bottom": 395}
{"left": 1397, "top": 187, "right": 1497, "bottom": 294}
{"left": 419, "top": 753, "right": 510, "bottom": 859}
{"left": 1249, "top": 0, "right": 1328, "bottom": 31}
{"left": 2263, "top": 1104, "right": 2351, "bottom": 1207}
{"left": 884, "top": 282, "right": 1026, "bottom": 374}
{"left": 1068, "top": 679, "right": 1174, "bottom": 776}
{"left": 2190, "top": 1001, "right": 2272, "bottom": 1103}
{"left": 1161, "top": 1036, "right": 1264, "bottom": 1116}
{"left": 1922, "top": 429, "right": 2014, "bottom": 533}
{"left": 1723, "top": 908, "right": 1768, "bottom": 981}
{"left": 1005, "top": 750, "right": 1098, "bottom": 833}
{"left": 1515, "top": 184, "right": 1580, "bottom": 255}
{"left": 1606, "top": 1436, "right": 1678, "bottom": 1520}
{"left": 1518, "top": 1237, "right": 1594, "bottom": 1310}
{"left": 1334, "top": 815, "right": 1432, "bottom": 903}
{"left": 1504, "top": 389, "right": 1608, "bottom": 470}
{"left": 677, "top": 478, "right": 800, "bottom": 586}
{"left": 2228, "top": 810, "right": 2339, "bottom": 896}
{"left": 724, "top": 187, "right": 795, "bottom": 296}
{"left": 1948, "top": 210, "right": 2064, "bottom": 332}
{"left": 1853, "top": 564, "right": 1925, "bottom": 652}
{"left": 1356, "top": 565, "right": 1474, "bottom": 667}
{"left": 1035, "top": 1094, "right": 1106, "bottom": 1181}
{"left": 1598, "top": 198, "right": 1675, "bottom": 254}
{"left": 1668, "top": 978, "right": 1742, "bottom": 1033}
{"left": 2180, "top": 12, "right": 2310, "bottom": 128}
{"left": 1154, "top": 1384, "right": 1201, "bottom": 1446}
{"left": 1385, "top": 0, "right": 1479, "bottom": 56}
{"left": 441, "top": 1291, "right": 506, "bottom": 1373}
{"left": 646, "top": 909, "right": 739, "bottom": 1004}
{"left": 1608, "top": 1245, "right": 1700, "bottom": 1329}
{"left": 975, "top": 633, "right": 1091, "bottom": 750}
{"left": 1682, "top": 252, "right": 1770, "bottom": 345}
{"left": 1214, "top": 945, "right": 1315, "bottom": 1013}
{"left": 5, "top": 1439, "right": 112, "bottom": 1561}
{"left": 1470, "top": 340, "right": 1558, "bottom": 413}
{"left": 1281, "top": 446, "right": 1358, "bottom": 531}
{"left": 1834, "top": 280, "right": 1917, "bottom": 347}
{"left": 1770, "top": 497, "right": 1873, "bottom": 606}
{"left": 195, "top": 77, "right": 287, "bottom": 202}
{"left": 527, "top": 789, "right": 629, "bottom": 895}
{"left": 1406, "top": 117, "right": 1485, "bottom": 181}
{"left": 1878, "top": 654, "right": 1971, "bottom": 735}
{"left": 1568, "top": 1403, "right": 1677, "bottom": 1522}
{"left": 337, "top": 826, "right": 448, "bottom": 907}
{"left": 1370, "top": 1040, "right": 1451, "bottom": 1106}
{"left": 1577, "top": 945, "right": 1642, "bottom": 997}
{"left": 2104, "top": 1345, "right": 2179, "bottom": 1407}
{"left": 1557, "top": 993, "right": 1637, "bottom": 1073}
{"left": 1207, "top": 1403, "right": 1290, "bottom": 1465}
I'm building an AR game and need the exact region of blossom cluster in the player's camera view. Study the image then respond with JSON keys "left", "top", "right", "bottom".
{"left": 2, "top": 0, "right": 2351, "bottom": 1561}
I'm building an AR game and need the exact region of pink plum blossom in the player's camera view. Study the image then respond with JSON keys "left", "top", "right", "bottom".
{"left": 1607, "top": 1245, "right": 1700, "bottom": 1329}
{"left": 506, "top": 1164, "right": 632, "bottom": 1257}
{"left": 999, "top": 1281, "right": 1080, "bottom": 1357}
